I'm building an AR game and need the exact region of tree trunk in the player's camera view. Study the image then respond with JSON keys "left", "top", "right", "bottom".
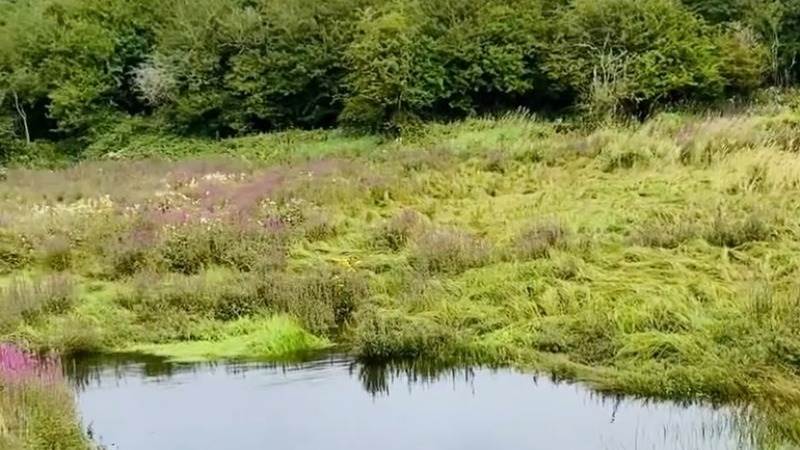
{"left": 12, "top": 92, "right": 30, "bottom": 145}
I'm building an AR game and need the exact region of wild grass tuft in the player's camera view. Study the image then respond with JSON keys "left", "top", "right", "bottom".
{"left": 379, "top": 209, "right": 426, "bottom": 251}
{"left": 0, "top": 275, "right": 76, "bottom": 330}
{"left": 514, "top": 219, "right": 570, "bottom": 259}
{"left": 410, "top": 228, "right": 494, "bottom": 274}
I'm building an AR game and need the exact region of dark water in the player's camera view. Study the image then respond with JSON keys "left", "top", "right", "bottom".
{"left": 66, "top": 354, "right": 761, "bottom": 450}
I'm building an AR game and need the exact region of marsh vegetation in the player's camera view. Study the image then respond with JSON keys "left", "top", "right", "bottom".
{"left": 3, "top": 110, "right": 800, "bottom": 446}
{"left": 4, "top": 0, "right": 800, "bottom": 447}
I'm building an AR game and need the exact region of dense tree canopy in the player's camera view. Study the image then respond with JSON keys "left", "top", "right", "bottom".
{"left": 0, "top": 0, "right": 791, "bottom": 158}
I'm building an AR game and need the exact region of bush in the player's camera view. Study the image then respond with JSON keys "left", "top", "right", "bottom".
{"left": 341, "top": 8, "right": 439, "bottom": 132}
{"left": 0, "top": 346, "right": 88, "bottom": 449}
{"left": 705, "top": 209, "right": 773, "bottom": 247}
{"left": 0, "top": 0, "right": 163, "bottom": 140}
{"left": 716, "top": 23, "right": 768, "bottom": 94}
{"left": 0, "top": 231, "right": 32, "bottom": 274}
{"left": 342, "top": 0, "right": 546, "bottom": 131}
{"left": 257, "top": 268, "right": 370, "bottom": 335}
{"left": 353, "top": 307, "right": 458, "bottom": 360}
{"left": 212, "top": 226, "right": 288, "bottom": 273}
{"left": 107, "top": 238, "right": 155, "bottom": 278}
{"left": 41, "top": 235, "right": 73, "bottom": 271}
{"left": 159, "top": 225, "right": 215, "bottom": 275}
{"left": 0, "top": 275, "right": 76, "bottom": 329}
{"left": 301, "top": 209, "right": 338, "bottom": 242}
{"left": 630, "top": 211, "right": 701, "bottom": 248}
{"left": 153, "top": 0, "right": 365, "bottom": 135}
{"left": 514, "top": 219, "right": 569, "bottom": 259}
{"left": 118, "top": 273, "right": 232, "bottom": 319}
{"left": 410, "top": 228, "right": 493, "bottom": 274}
{"left": 546, "top": 0, "right": 726, "bottom": 117}
{"left": 676, "top": 116, "right": 765, "bottom": 166}
{"left": 379, "top": 209, "right": 425, "bottom": 251}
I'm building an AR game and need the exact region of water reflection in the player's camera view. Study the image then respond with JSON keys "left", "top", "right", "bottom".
{"left": 65, "top": 354, "right": 784, "bottom": 450}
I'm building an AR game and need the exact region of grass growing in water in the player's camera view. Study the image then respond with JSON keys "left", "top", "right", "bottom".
{"left": 129, "top": 316, "right": 331, "bottom": 363}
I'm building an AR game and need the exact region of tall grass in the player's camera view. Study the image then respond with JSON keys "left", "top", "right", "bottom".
{"left": 0, "top": 344, "right": 87, "bottom": 449}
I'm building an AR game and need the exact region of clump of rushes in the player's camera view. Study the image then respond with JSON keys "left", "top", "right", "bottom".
{"left": 410, "top": 228, "right": 493, "bottom": 274}
{"left": 41, "top": 234, "right": 74, "bottom": 271}
{"left": 0, "top": 231, "right": 32, "bottom": 274}
{"left": 353, "top": 307, "right": 458, "bottom": 361}
{"left": 0, "top": 275, "right": 76, "bottom": 331}
{"left": 629, "top": 211, "right": 701, "bottom": 249}
{"left": 0, "top": 343, "right": 88, "bottom": 449}
{"left": 514, "top": 219, "right": 570, "bottom": 259}
{"left": 301, "top": 208, "right": 338, "bottom": 242}
{"left": 704, "top": 208, "right": 773, "bottom": 247}
{"left": 116, "top": 266, "right": 369, "bottom": 338}
{"left": 379, "top": 209, "right": 425, "bottom": 251}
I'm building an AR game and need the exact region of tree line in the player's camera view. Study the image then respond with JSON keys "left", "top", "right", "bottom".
{"left": 0, "top": 0, "right": 796, "bottom": 158}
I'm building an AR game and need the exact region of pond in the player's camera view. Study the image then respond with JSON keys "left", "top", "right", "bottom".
{"left": 66, "top": 354, "right": 762, "bottom": 450}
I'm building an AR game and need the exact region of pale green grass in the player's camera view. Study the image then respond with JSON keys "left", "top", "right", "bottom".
{"left": 129, "top": 316, "right": 331, "bottom": 363}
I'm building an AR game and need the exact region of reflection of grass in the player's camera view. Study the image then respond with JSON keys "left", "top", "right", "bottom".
{"left": 129, "top": 316, "right": 331, "bottom": 363}
{"left": 6, "top": 111, "right": 800, "bottom": 444}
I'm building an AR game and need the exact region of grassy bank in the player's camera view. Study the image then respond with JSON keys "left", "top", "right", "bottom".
{"left": 0, "top": 344, "right": 86, "bottom": 449}
{"left": 4, "top": 108, "right": 800, "bottom": 444}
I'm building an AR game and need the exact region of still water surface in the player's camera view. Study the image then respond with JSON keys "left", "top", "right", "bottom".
{"left": 67, "top": 354, "right": 759, "bottom": 450}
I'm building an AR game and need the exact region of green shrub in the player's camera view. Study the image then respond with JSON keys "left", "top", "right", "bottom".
{"left": 546, "top": 0, "right": 725, "bottom": 116}
{"left": 107, "top": 239, "right": 156, "bottom": 278}
{"left": 301, "top": 209, "right": 338, "bottom": 242}
{"left": 0, "top": 0, "right": 163, "bottom": 140}
{"left": 716, "top": 23, "right": 768, "bottom": 94}
{"left": 676, "top": 116, "right": 765, "bottom": 166}
{"left": 41, "top": 235, "right": 73, "bottom": 271}
{"left": 353, "top": 307, "right": 458, "bottom": 360}
{"left": 630, "top": 211, "right": 701, "bottom": 248}
{"left": 341, "top": 7, "right": 439, "bottom": 132}
{"left": 0, "top": 231, "right": 32, "bottom": 273}
{"left": 410, "top": 228, "right": 494, "bottom": 274}
{"left": 118, "top": 273, "right": 226, "bottom": 318}
{"left": 514, "top": 219, "right": 570, "bottom": 259}
{"left": 342, "top": 0, "right": 546, "bottom": 131}
{"left": 705, "top": 209, "right": 773, "bottom": 247}
{"left": 257, "top": 268, "right": 370, "bottom": 335}
{"left": 159, "top": 225, "right": 215, "bottom": 275}
{"left": 212, "top": 227, "right": 287, "bottom": 273}
{"left": 379, "top": 209, "right": 425, "bottom": 251}
{"left": 0, "top": 381, "right": 89, "bottom": 450}
{"left": 0, "top": 275, "right": 77, "bottom": 329}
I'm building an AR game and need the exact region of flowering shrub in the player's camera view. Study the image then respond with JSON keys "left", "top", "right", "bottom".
{"left": 0, "top": 344, "right": 62, "bottom": 386}
{"left": 0, "top": 344, "right": 87, "bottom": 449}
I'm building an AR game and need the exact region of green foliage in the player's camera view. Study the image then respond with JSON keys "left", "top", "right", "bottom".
{"left": 152, "top": 0, "right": 367, "bottom": 135}
{"left": 0, "top": 231, "right": 32, "bottom": 274}
{"left": 0, "top": 0, "right": 163, "bottom": 142}
{"left": 0, "top": 0, "right": 792, "bottom": 152}
{"left": 716, "top": 23, "right": 769, "bottom": 93}
{"left": 0, "top": 381, "right": 88, "bottom": 450}
{"left": 409, "top": 228, "right": 494, "bottom": 274}
{"left": 342, "top": 0, "right": 546, "bottom": 131}
{"left": 0, "top": 275, "right": 77, "bottom": 331}
{"left": 353, "top": 307, "right": 458, "bottom": 360}
{"left": 514, "top": 219, "right": 570, "bottom": 259}
{"left": 546, "top": 0, "right": 727, "bottom": 117}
